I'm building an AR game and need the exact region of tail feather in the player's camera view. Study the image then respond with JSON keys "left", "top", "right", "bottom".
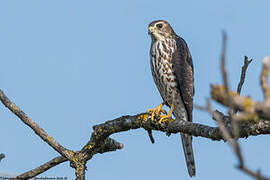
{"left": 180, "top": 133, "right": 195, "bottom": 177}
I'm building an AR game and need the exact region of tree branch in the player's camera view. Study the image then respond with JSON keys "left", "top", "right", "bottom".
{"left": 0, "top": 90, "right": 123, "bottom": 179}
{"left": 211, "top": 84, "right": 270, "bottom": 120}
{"left": 0, "top": 90, "right": 73, "bottom": 161}
{"left": 16, "top": 137, "right": 123, "bottom": 179}
{"left": 260, "top": 57, "right": 270, "bottom": 102}
{"left": 209, "top": 33, "right": 270, "bottom": 180}
{"left": 213, "top": 108, "right": 270, "bottom": 180}
{"left": 0, "top": 40, "right": 268, "bottom": 179}
{"left": 16, "top": 156, "right": 67, "bottom": 179}
{"left": 237, "top": 56, "right": 253, "bottom": 94}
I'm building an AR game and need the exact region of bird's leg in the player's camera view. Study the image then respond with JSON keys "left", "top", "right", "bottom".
{"left": 147, "top": 102, "right": 167, "bottom": 120}
{"left": 159, "top": 104, "right": 174, "bottom": 124}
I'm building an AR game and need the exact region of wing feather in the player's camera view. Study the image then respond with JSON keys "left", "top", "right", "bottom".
{"left": 172, "top": 36, "right": 194, "bottom": 122}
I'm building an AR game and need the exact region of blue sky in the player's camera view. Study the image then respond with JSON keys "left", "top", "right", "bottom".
{"left": 1, "top": 0, "right": 270, "bottom": 179}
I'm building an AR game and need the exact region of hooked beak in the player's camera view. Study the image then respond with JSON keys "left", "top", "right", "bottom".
{"left": 148, "top": 26, "right": 153, "bottom": 35}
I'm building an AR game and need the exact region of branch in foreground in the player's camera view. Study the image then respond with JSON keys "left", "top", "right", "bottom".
{"left": 213, "top": 33, "right": 269, "bottom": 180}
{"left": 260, "top": 57, "right": 270, "bottom": 102}
{"left": 211, "top": 84, "right": 270, "bottom": 120}
{"left": 210, "top": 106, "right": 270, "bottom": 180}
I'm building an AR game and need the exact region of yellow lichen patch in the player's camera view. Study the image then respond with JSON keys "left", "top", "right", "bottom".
{"left": 72, "top": 155, "right": 78, "bottom": 163}
{"left": 48, "top": 136, "right": 54, "bottom": 142}
{"left": 262, "top": 69, "right": 268, "bottom": 77}
{"left": 158, "top": 117, "right": 175, "bottom": 124}
{"left": 68, "top": 150, "right": 75, "bottom": 156}
{"left": 84, "top": 142, "right": 94, "bottom": 150}
{"left": 138, "top": 114, "right": 149, "bottom": 122}
{"left": 229, "top": 90, "right": 238, "bottom": 97}
{"left": 98, "top": 128, "right": 103, "bottom": 133}
{"left": 265, "top": 89, "right": 270, "bottom": 99}
{"left": 211, "top": 84, "right": 238, "bottom": 106}
{"left": 167, "top": 117, "right": 175, "bottom": 123}
{"left": 237, "top": 112, "right": 259, "bottom": 123}
{"left": 107, "top": 126, "right": 114, "bottom": 133}
{"left": 211, "top": 85, "right": 227, "bottom": 105}
{"left": 246, "top": 113, "right": 259, "bottom": 123}
{"left": 243, "top": 97, "right": 254, "bottom": 112}
{"left": 12, "top": 105, "right": 20, "bottom": 112}
{"left": 70, "top": 153, "right": 79, "bottom": 167}
{"left": 75, "top": 167, "right": 79, "bottom": 174}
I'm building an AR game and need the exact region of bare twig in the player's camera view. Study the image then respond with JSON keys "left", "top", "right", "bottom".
{"left": 0, "top": 90, "right": 73, "bottom": 161}
{"left": 220, "top": 33, "right": 241, "bottom": 157}
{"left": 16, "top": 156, "right": 67, "bottom": 179}
{"left": 241, "top": 167, "right": 270, "bottom": 180}
{"left": 1, "top": 90, "right": 270, "bottom": 180}
{"left": 15, "top": 137, "right": 122, "bottom": 179}
{"left": 213, "top": 108, "right": 269, "bottom": 180}
{"left": 147, "top": 129, "right": 155, "bottom": 143}
{"left": 221, "top": 32, "right": 230, "bottom": 93}
{"left": 0, "top": 90, "right": 125, "bottom": 180}
{"left": 198, "top": 99, "right": 269, "bottom": 180}
{"left": 1, "top": 48, "right": 270, "bottom": 180}
{"left": 206, "top": 100, "right": 233, "bottom": 144}
{"left": 237, "top": 56, "right": 253, "bottom": 94}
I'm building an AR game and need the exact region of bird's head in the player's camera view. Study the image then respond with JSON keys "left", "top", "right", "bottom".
{"left": 148, "top": 20, "right": 175, "bottom": 41}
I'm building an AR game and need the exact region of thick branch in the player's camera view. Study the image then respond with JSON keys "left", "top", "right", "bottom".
{"left": 2, "top": 83, "right": 270, "bottom": 179}
{"left": 85, "top": 112, "right": 270, "bottom": 152}
{"left": 75, "top": 161, "right": 86, "bottom": 180}
{"left": 60, "top": 111, "right": 269, "bottom": 178}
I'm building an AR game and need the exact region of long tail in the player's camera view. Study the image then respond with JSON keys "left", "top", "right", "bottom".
{"left": 180, "top": 133, "right": 195, "bottom": 177}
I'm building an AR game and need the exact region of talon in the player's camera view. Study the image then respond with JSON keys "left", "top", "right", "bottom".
{"left": 158, "top": 114, "right": 172, "bottom": 124}
{"left": 158, "top": 104, "right": 174, "bottom": 124}
{"left": 147, "top": 108, "right": 157, "bottom": 120}
{"left": 160, "top": 109, "right": 167, "bottom": 114}
{"left": 147, "top": 102, "right": 167, "bottom": 120}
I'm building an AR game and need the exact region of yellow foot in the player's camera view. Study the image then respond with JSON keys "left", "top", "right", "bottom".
{"left": 147, "top": 102, "right": 167, "bottom": 120}
{"left": 158, "top": 104, "right": 174, "bottom": 124}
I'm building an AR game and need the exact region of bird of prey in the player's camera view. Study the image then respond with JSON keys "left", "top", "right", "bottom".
{"left": 147, "top": 20, "right": 195, "bottom": 177}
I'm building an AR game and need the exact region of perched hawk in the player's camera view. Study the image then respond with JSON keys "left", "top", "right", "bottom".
{"left": 147, "top": 20, "right": 195, "bottom": 177}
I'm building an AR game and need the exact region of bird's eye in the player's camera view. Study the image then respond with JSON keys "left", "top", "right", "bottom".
{"left": 156, "top": 23, "right": 163, "bottom": 29}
